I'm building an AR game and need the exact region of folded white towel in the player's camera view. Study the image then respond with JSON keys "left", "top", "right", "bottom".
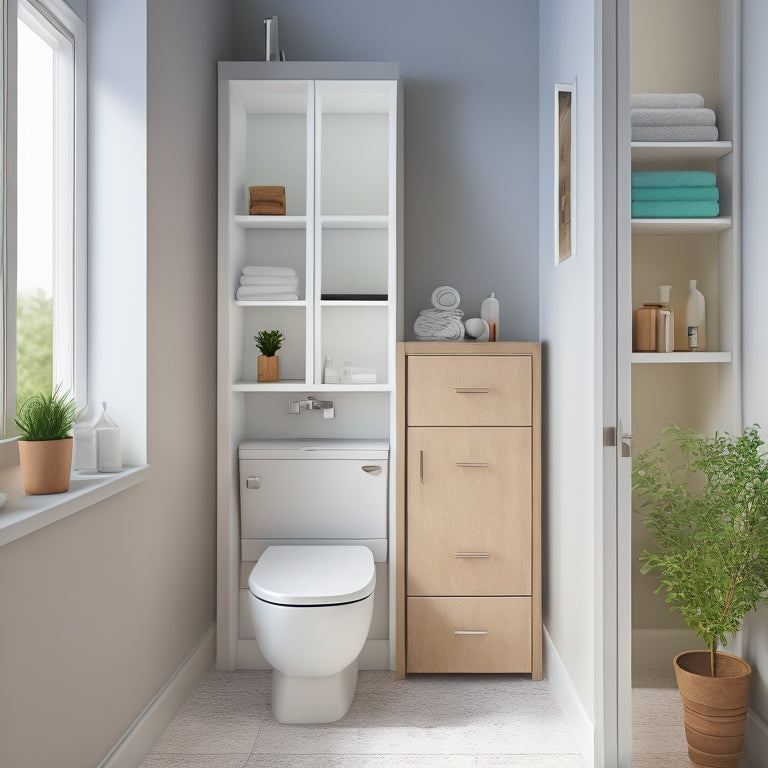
{"left": 242, "top": 266, "right": 296, "bottom": 277}
{"left": 239, "top": 275, "right": 299, "bottom": 287}
{"left": 631, "top": 107, "right": 716, "bottom": 127}
{"left": 236, "top": 283, "right": 298, "bottom": 296}
{"left": 236, "top": 286, "right": 299, "bottom": 301}
{"left": 630, "top": 92, "right": 705, "bottom": 109}
{"left": 414, "top": 309, "right": 465, "bottom": 341}
{"left": 632, "top": 125, "right": 719, "bottom": 142}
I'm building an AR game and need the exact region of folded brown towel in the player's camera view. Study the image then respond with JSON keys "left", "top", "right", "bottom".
{"left": 249, "top": 185, "right": 286, "bottom": 215}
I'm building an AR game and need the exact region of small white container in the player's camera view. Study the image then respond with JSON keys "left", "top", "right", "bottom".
{"left": 686, "top": 280, "right": 706, "bottom": 351}
{"left": 95, "top": 402, "right": 122, "bottom": 473}
{"left": 72, "top": 419, "right": 96, "bottom": 471}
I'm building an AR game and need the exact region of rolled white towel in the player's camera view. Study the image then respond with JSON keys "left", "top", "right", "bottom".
{"left": 239, "top": 275, "right": 299, "bottom": 287}
{"left": 236, "top": 286, "right": 299, "bottom": 301}
{"left": 631, "top": 107, "right": 716, "bottom": 127}
{"left": 414, "top": 310, "right": 465, "bottom": 341}
{"left": 630, "top": 92, "right": 705, "bottom": 109}
{"left": 242, "top": 265, "right": 296, "bottom": 277}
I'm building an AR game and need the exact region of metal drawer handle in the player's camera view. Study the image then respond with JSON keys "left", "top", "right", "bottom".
{"left": 454, "top": 630, "right": 489, "bottom": 635}
{"left": 455, "top": 462, "right": 489, "bottom": 468}
{"left": 453, "top": 552, "right": 490, "bottom": 558}
{"left": 362, "top": 465, "right": 381, "bottom": 474}
{"left": 453, "top": 387, "right": 490, "bottom": 393}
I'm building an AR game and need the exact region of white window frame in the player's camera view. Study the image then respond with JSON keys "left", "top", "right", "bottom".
{"left": 3, "top": 0, "right": 86, "bottom": 435}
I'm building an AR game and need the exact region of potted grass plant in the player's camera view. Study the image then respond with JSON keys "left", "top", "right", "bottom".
{"left": 633, "top": 424, "right": 768, "bottom": 768}
{"left": 253, "top": 329, "right": 284, "bottom": 383}
{"left": 15, "top": 384, "right": 81, "bottom": 494}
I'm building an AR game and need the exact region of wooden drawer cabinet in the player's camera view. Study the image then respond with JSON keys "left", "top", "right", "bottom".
{"left": 397, "top": 342, "right": 541, "bottom": 679}
{"left": 406, "top": 355, "right": 531, "bottom": 426}
{"left": 406, "top": 427, "right": 531, "bottom": 595}
{"left": 407, "top": 597, "right": 532, "bottom": 673}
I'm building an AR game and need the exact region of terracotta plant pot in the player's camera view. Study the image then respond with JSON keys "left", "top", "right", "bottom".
{"left": 257, "top": 354, "right": 279, "bottom": 383}
{"left": 674, "top": 650, "right": 752, "bottom": 768}
{"left": 18, "top": 437, "right": 74, "bottom": 495}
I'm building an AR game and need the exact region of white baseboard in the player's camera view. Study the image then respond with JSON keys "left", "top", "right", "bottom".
{"left": 237, "top": 637, "right": 390, "bottom": 671}
{"left": 745, "top": 709, "right": 768, "bottom": 768}
{"left": 543, "top": 626, "right": 594, "bottom": 766}
{"left": 99, "top": 624, "right": 216, "bottom": 768}
{"left": 632, "top": 627, "right": 705, "bottom": 671}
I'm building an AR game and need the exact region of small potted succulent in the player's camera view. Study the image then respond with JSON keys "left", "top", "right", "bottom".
{"left": 253, "top": 329, "right": 284, "bottom": 383}
{"left": 15, "top": 384, "right": 81, "bottom": 494}
{"left": 633, "top": 424, "right": 768, "bottom": 768}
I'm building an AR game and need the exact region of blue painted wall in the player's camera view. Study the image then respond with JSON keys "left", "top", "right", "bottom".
{"left": 233, "top": 0, "right": 540, "bottom": 341}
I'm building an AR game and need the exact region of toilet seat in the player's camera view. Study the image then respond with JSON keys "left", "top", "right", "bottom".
{"left": 249, "top": 545, "right": 375, "bottom": 606}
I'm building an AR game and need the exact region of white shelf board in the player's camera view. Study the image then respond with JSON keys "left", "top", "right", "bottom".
{"left": 233, "top": 215, "right": 308, "bottom": 229}
{"left": 320, "top": 215, "right": 389, "bottom": 229}
{"left": 631, "top": 217, "right": 732, "bottom": 235}
{"left": 631, "top": 351, "right": 732, "bottom": 364}
{"left": 232, "top": 380, "right": 391, "bottom": 392}
{"left": 631, "top": 141, "right": 733, "bottom": 163}
{"left": 234, "top": 300, "right": 306, "bottom": 308}
{"left": 319, "top": 300, "right": 389, "bottom": 307}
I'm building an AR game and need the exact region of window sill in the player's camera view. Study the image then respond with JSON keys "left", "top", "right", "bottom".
{"left": 0, "top": 464, "right": 150, "bottom": 548}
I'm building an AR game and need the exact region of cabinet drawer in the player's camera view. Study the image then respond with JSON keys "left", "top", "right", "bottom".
{"left": 407, "top": 596, "right": 532, "bottom": 673}
{"left": 407, "top": 355, "right": 531, "bottom": 426}
{"left": 407, "top": 427, "right": 531, "bottom": 595}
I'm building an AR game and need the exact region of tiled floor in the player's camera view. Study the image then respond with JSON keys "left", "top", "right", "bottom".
{"left": 139, "top": 670, "right": 587, "bottom": 767}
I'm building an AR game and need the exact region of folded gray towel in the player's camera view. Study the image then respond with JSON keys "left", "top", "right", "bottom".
{"left": 632, "top": 125, "right": 719, "bottom": 142}
{"left": 631, "top": 107, "right": 716, "bottom": 127}
{"left": 630, "top": 92, "right": 705, "bottom": 109}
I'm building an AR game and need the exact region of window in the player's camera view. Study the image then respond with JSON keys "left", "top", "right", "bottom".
{"left": 3, "top": 0, "right": 86, "bottom": 435}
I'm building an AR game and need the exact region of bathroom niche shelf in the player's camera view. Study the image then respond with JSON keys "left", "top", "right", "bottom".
{"left": 631, "top": 217, "right": 732, "bottom": 235}
{"left": 233, "top": 215, "right": 308, "bottom": 229}
{"left": 631, "top": 140, "right": 733, "bottom": 164}
{"left": 218, "top": 62, "right": 401, "bottom": 672}
{"left": 631, "top": 351, "right": 732, "bottom": 364}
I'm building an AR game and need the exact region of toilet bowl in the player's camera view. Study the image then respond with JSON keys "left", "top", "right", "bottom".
{"left": 247, "top": 544, "right": 376, "bottom": 724}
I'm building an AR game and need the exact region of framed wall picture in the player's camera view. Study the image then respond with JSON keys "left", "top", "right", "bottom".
{"left": 554, "top": 82, "right": 575, "bottom": 264}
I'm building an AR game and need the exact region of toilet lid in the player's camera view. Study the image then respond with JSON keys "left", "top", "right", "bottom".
{"left": 248, "top": 545, "right": 376, "bottom": 606}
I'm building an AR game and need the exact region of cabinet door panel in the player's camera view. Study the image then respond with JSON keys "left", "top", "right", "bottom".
{"left": 406, "top": 427, "right": 531, "bottom": 595}
{"left": 407, "top": 596, "right": 532, "bottom": 673}
{"left": 407, "top": 355, "right": 531, "bottom": 426}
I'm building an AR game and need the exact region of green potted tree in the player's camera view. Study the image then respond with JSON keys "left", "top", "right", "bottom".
{"left": 633, "top": 424, "right": 768, "bottom": 768}
{"left": 15, "top": 384, "right": 81, "bottom": 494}
{"left": 253, "top": 329, "right": 284, "bottom": 383}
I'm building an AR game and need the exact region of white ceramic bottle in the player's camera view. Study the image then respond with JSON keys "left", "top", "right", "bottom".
{"left": 480, "top": 292, "right": 500, "bottom": 341}
{"left": 686, "top": 279, "right": 706, "bottom": 352}
{"left": 94, "top": 402, "right": 122, "bottom": 473}
{"left": 657, "top": 284, "right": 674, "bottom": 353}
{"left": 72, "top": 417, "right": 96, "bottom": 472}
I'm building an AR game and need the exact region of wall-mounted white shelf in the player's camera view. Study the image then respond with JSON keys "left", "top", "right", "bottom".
{"left": 233, "top": 215, "right": 308, "bottom": 229}
{"left": 631, "top": 141, "right": 733, "bottom": 164}
{"left": 631, "top": 217, "right": 732, "bottom": 235}
{"left": 631, "top": 351, "right": 732, "bottom": 364}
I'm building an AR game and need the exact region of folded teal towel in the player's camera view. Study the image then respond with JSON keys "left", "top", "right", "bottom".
{"left": 632, "top": 200, "right": 720, "bottom": 218}
{"left": 631, "top": 186, "right": 720, "bottom": 202}
{"left": 631, "top": 170, "right": 716, "bottom": 188}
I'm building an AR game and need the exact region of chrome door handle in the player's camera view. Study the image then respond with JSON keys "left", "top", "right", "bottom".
{"left": 621, "top": 434, "right": 632, "bottom": 458}
{"left": 454, "top": 630, "right": 488, "bottom": 635}
{"left": 453, "top": 552, "right": 490, "bottom": 558}
{"left": 361, "top": 465, "right": 381, "bottom": 474}
{"left": 453, "top": 387, "right": 489, "bottom": 393}
{"left": 455, "top": 462, "right": 489, "bottom": 468}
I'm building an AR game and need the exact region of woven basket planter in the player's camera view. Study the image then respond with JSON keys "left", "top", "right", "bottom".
{"left": 674, "top": 650, "right": 751, "bottom": 768}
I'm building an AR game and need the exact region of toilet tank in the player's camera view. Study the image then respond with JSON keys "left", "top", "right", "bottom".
{"left": 239, "top": 439, "right": 389, "bottom": 548}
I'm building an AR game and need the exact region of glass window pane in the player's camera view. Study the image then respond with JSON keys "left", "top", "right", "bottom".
{"left": 16, "top": 16, "right": 55, "bottom": 405}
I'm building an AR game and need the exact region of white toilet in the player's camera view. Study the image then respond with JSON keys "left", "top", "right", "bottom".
{"left": 239, "top": 439, "right": 389, "bottom": 724}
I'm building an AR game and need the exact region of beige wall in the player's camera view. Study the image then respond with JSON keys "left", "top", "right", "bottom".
{"left": 0, "top": 2, "right": 229, "bottom": 766}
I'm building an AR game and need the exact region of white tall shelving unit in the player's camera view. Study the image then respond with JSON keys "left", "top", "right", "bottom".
{"left": 216, "top": 62, "right": 402, "bottom": 670}
{"left": 627, "top": 0, "right": 741, "bottom": 668}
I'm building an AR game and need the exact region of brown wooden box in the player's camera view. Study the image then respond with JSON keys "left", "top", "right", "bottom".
{"left": 633, "top": 305, "right": 659, "bottom": 351}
